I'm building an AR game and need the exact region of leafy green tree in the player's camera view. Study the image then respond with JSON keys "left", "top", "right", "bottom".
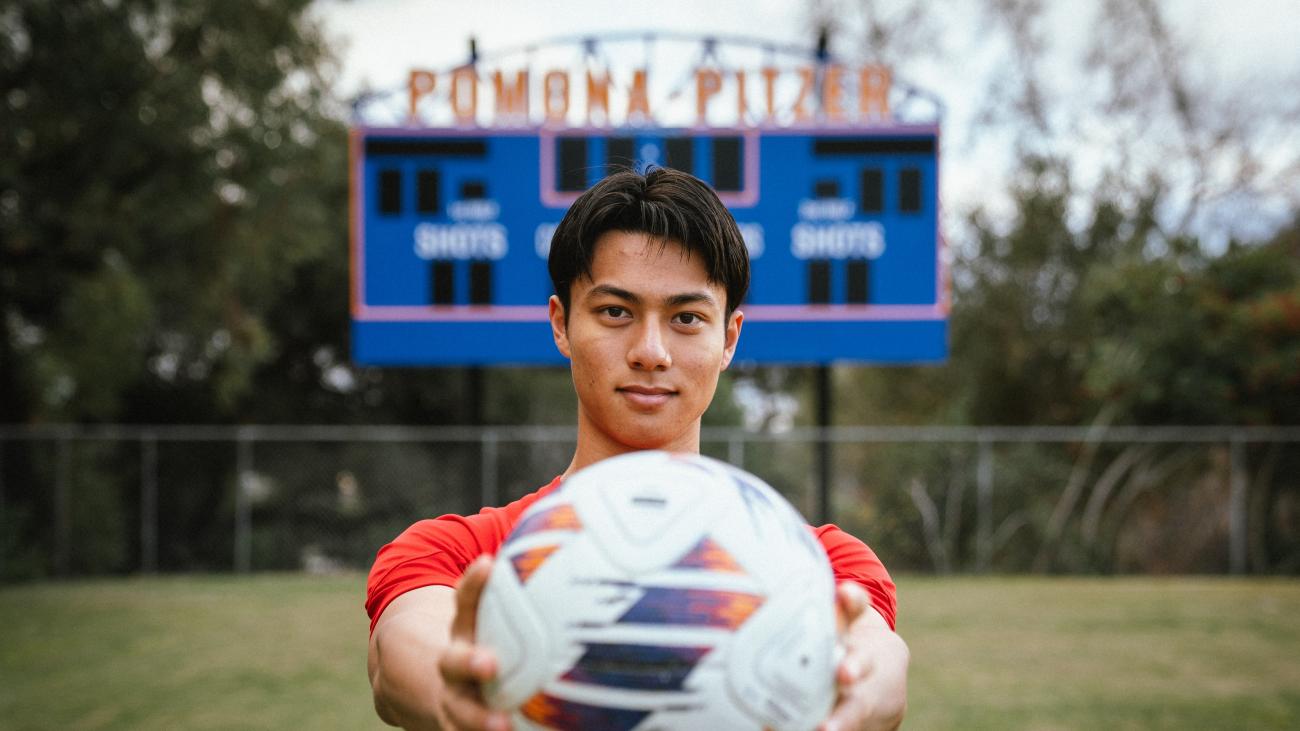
{"left": 0, "top": 0, "right": 357, "bottom": 578}
{"left": 1082, "top": 222, "right": 1300, "bottom": 425}
{"left": 1, "top": 0, "right": 345, "bottom": 425}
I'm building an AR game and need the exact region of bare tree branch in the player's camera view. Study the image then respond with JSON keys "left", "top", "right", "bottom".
{"left": 1033, "top": 404, "right": 1117, "bottom": 572}
{"left": 1101, "top": 446, "right": 1202, "bottom": 564}
{"left": 991, "top": 512, "right": 1030, "bottom": 562}
{"left": 1081, "top": 443, "right": 1151, "bottom": 546}
{"left": 942, "top": 447, "right": 966, "bottom": 569}
{"left": 1248, "top": 444, "right": 1281, "bottom": 573}
{"left": 908, "top": 477, "right": 951, "bottom": 573}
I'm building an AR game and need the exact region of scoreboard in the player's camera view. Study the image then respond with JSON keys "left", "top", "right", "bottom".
{"left": 350, "top": 125, "right": 946, "bottom": 365}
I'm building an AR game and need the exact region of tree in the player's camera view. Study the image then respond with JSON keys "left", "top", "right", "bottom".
{"left": 1, "top": 0, "right": 346, "bottom": 425}
{"left": 1082, "top": 220, "right": 1300, "bottom": 425}
{"left": 0, "top": 0, "right": 356, "bottom": 578}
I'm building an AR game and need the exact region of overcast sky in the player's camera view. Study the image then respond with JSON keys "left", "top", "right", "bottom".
{"left": 315, "top": 1, "right": 1297, "bottom": 94}
{"left": 313, "top": 0, "right": 1300, "bottom": 238}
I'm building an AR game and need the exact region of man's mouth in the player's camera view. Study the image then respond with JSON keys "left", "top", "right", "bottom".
{"left": 617, "top": 385, "right": 677, "bottom": 409}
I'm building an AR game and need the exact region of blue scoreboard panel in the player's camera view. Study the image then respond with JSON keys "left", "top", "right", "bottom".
{"left": 350, "top": 126, "right": 946, "bottom": 365}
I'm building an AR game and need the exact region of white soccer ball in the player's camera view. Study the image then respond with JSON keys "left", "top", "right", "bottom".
{"left": 477, "top": 450, "right": 839, "bottom": 731}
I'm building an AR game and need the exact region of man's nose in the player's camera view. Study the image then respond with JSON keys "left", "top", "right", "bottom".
{"left": 627, "top": 320, "right": 671, "bottom": 371}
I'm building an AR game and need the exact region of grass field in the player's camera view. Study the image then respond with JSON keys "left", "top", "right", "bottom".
{"left": 1, "top": 575, "right": 1297, "bottom": 730}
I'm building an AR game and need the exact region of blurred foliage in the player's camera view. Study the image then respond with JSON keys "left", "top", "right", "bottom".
{"left": 835, "top": 156, "right": 1300, "bottom": 573}
{"left": 838, "top": 156, "right": 1300, "bottom": 428}
{"left": 0, "top": 1, "right": 560, "bottom": 427}
{"left": 0, "top": 2, "right": 589, "bottom": 578}
{"left": 1083, "top": 226, "right": 1300, "bottom": 424}
{"left": 1, "top": 0, "right": 345, "bottom": 423}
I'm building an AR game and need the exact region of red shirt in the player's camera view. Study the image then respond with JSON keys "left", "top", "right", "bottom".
{"left": 366, "top": 477, "right": 897, "bottom": 632}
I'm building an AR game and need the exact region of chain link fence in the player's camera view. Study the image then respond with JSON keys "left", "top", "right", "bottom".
{"left": 2, "top": 425, "right": 1298, "bottom": 581}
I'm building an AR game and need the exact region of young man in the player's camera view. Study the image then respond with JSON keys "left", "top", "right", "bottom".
{"left": 366, "top": 168, "right": 909, "bottom": 731}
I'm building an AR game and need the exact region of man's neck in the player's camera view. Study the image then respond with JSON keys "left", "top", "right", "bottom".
{"left": 564, "top": 413, "right": 701, "bottom": 477}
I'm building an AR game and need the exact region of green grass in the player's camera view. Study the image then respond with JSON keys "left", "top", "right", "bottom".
{"left": 1, "top": 575, "right": 1297, "bottom": 729}
{"left": 0, "top": 575, "right": 380, "bottom": 730}
{"left": 901, "top": 576, "right": 1300, "bottom": 729}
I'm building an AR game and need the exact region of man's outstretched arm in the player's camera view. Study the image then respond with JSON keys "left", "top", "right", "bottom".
{"left": 822, "top": 582, "right": 910, "bottom": 731}
{"left": 367, "top": 558, "right": 509, "bottom": 731}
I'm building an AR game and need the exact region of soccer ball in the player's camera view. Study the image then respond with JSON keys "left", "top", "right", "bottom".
{"left": 477, "top": 451, "right": 839, "bottom": 731}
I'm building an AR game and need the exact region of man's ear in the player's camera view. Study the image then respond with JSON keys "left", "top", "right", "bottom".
{"left": 720, "top": 309, "right": 743, "bottom": 371}
{"left": 549, "top": 295, "right": 571, "bottom": 358}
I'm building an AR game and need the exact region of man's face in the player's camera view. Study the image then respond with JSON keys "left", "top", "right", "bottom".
{"left": 550, "top": 231, "right": 742, "bottom": 457}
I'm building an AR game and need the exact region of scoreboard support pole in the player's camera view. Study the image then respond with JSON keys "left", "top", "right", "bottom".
{"left": 467, "top": 366, "right": 499, "bottom": 509}
{"left": 816, "top": 365, "right": 833, "bottom": 525}
{"left": 467, "top": 366, "right": 485, "bottom": 425}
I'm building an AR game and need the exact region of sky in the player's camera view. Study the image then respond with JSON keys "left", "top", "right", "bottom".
{"left": 313, "top": 0, "right": 1300, "bottom": 239}
{"left": 315, "top": 1, "right": 1296, "bottom": 96}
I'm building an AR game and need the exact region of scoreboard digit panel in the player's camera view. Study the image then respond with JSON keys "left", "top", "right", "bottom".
{"left": 350, "top": 126, "right": 946, "bottom": 365}
{"left": 740, "top": 131, "right": 939, "bottom": 308}
{"left": 358, "top": 132, "right": 552, "bottom": 310}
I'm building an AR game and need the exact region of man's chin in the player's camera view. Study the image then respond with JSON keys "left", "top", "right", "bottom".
{"left": 613, "top": 420, "right": 693, "bottom": 452}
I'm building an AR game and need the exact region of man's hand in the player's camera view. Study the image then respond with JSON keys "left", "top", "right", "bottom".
{"left": 369, "top": 557, "right": 512, "bottom": 730}
{"left": 437, "top": 557, "right": 511, "bottom": 731}
{"left": 820, "top": 582, "right": 910, "bottom": 731}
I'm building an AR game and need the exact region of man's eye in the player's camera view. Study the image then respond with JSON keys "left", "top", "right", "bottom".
{"left": 602, "top": 306, "right": 628, "bottom": 318}
{"left": 675, "top": 312, "right": 702, "bottom": 326}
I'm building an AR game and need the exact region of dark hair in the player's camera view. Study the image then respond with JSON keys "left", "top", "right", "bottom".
{"left": 548, "top": 167, "right": 750, "bottom": 317}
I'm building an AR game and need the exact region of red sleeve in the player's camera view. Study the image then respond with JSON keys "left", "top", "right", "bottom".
{"left": 812, "top": 524, "right": 897, "bottom": 631}
{"left": 365, "top": 478, "right": 561, "bottom": 633}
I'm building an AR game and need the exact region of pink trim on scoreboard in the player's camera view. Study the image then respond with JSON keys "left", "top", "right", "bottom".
{"left": 354, "top": 303, "right": 945, "bottom": 323}
{"left": 741, "top": 304, "right": 946, "bottom": 321}
{"left": 538, "top": 127, "right": 761, "bottom": 209}
{"left": 356, "top": 305, "right": 551, "bottom": 322}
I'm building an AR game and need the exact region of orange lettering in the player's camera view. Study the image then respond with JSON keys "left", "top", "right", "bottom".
{"left": 626, "top": 68, "right": 651, "bottom": 121}
{"left": 543, "top": 70, "right": 570, "bottom": 123}
{"left": 586, "top": 69, "right": 611, "bottom": 125}
{"left": 792, "top": 66, "right": 814, "bottom": 122}
{"left": 823, "top": 64, "right": 846, "bottom": 121}
{"left": 408, "top": 69, "right": 437, "bottom": 120}
{"left": 760, "top": 66, "right": 780, "bottom": 119}
{"left": 492, "top": 69, "right": 528, "bottom": 123}
{"left": 696, "top": 68, "right": 722, "bottom": 125}
{"left": 735, "top": 70, "right": 748, "bottom": 123}
{"left": 859, "top": 65, "right": 891, "bottom": 119}
{"left": 450, "top": 67, "right": 477, "bottom": 125}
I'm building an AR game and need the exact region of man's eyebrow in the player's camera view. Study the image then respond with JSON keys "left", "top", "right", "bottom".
{"left": 665, "top": 291, "right": 719, "bottom": 308}
{"left": 585, "top": 285, "right": 719, "bottom": 309}
{"left": 585, "top": 284, "right": 640, "bottom": 304}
